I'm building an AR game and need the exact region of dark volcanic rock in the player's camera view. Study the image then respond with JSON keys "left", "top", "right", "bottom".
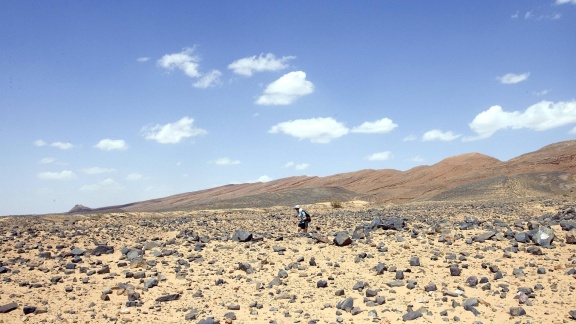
{"left": 473, "top": 231, "right": 496, "bottom": 242}
{"left": 566, "top": 229, "right": 576, "bottom": 244}
{"left": 402, "top": 311, "right": 422, "bottom": 321}
{"left": 155, "top": 293, "right": 180, "bottom": 302}
{"left": 232, "top": 229, "right": 253, "bottom": 242}
{"left": 510, "top": 307, "right": 526, "bottom": 316}
{"left": 22, "top": 306, "right": 36, "bottom": 315}
{"left": 0, "top": 302, "right": 18, "bottom": 313}
{"left": 92, "top": 245, "right": 114, "bottom": 256}
{"left": 380, "top": 217, "right": 406, "bottom": 231}
{"left": 336, "top": 297, "right": 354, "bottom": 312}
{"left": 333, "top": 232, "right": 352, "bottom": 247}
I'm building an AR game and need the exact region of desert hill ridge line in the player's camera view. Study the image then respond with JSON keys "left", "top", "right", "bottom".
{"left": 72, "top": 140, "right": 576, "bottom": 213}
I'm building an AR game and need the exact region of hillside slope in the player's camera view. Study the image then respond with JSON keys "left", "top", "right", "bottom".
{"left": 76, "top": 140, "right": 576, "bottom": 213}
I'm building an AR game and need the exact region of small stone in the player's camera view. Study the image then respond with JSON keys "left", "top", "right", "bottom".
{"left": 0, "top": 302, "right": 18, "bottom": 313}
{"left": 23, "top": 306, "right": 36, "bottom": 315}
{"left": 155, "top": 294, "right": 180, "bottom": 302}
{"left": 402, "top": 311, "right": 422, "bottom": 321}
{"left": 510, "top": 307, "right": 526, "bottom": 316}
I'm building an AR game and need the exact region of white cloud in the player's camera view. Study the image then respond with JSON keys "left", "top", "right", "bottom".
{"left": 39, "top": 157, "right": 55, "bottom": 164}
{"left": 213, "top": 157, "right": 241, "bottom": 166}
{"left": 82, "top": 167, "right": 116, "bottom": 175}
{"left": 422, "top": 129, "right": 461, "bottom": 142}
{"left": 80, "top": 178, "right": 122, "bottom": 192}
{"left": 228, "top": 53, "right": 295, "bottom": 76}
{"left": 366, "top": 151, "right": 393, "bottom": 161}
{"left": 257, "top": 175, "right": 272, "bottom": 182}
{"left": 403, "top": 134, "right": 417, "bottom": 142}
{"left": 284, "top": 161, "right": 310, "bottom": 170}
{"left": 269, "top": 117, "right": 349, "bottom": 143}
{"left": 533, "top": 89, "right": 550, "bottom": 96}
{"left": 556, "top": 0, "right": 576, "bottom": 5}
{"left": 37, "top": 170, "right": 77, "bottom": 180}
{"left": 157, "top": 47, "right": 201, "bottom": 78}
{"left": 538, "top": 13, "right": 561, "bottom": 20}
{"left": 351, "top": 118, "right": 398, "bottom": 133}
{"left": 193, "top": 70, "right": 222, "bottom": 89}
{"left": 52, "top": 142, "right": 74, "bottom": 150}
{"left": 465, "top": 100, "right": 576, "bottom": 141}
{"left": 511, "top": 11, "right": 519, "bottom": 19}
{"left": 34, "top": 140, "right": 74, "bottom": 149}
{"left": 524, "top": 11, "right": 533, "bottom": 19}
{"left": 410, "top": 156, "right": 425, "bottom": 162}
{"left": 142, "top": 117, "right": 207, "bottom": 144}
{"left": 137, "top": 57, "right": 150, "bottom": 62}
{"left": 256, "top": 71, "right": 314, "bottom": 105}
{"left": 126, "top": 173, "right": 143, "bottom": 181}
{"left": 34, "top": 140, "right": 47, "bottom": 147}
{"left": 497, "top": 72, "right": 530, "bottom": 84}
{"left": 157, "top": 47, "right": 221, "bottom": 89}
{"left": 94, "top": 139, "right": 128, "bottom": 151}
{"left": 294, "top": 163, "right": 310, "bottom": 170}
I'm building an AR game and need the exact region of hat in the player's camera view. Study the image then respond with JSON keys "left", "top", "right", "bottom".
{"left": 294, "top": 205, "right": 300, "bottom": 209}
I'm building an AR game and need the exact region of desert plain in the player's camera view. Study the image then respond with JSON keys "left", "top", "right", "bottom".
{"left": 2, "top": 197, "right": 576, "bottom": 324}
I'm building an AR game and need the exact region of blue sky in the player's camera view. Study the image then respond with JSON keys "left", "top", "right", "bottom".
{"left": 1, "top": 1, "right": 575, "bottom": 215}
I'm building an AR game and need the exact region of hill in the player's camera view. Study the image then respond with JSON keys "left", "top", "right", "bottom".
{"left": 73, "top": 140, "right": 576, "bottom": 213}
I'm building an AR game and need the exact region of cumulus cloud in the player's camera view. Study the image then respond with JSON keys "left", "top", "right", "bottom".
{"left": 94, "top": 139, "right": 128, "bottom": 151}
{"left": 228, "top": 53, "right": 295, "bottom": 76}
{"left": 465, "top": 100, "right": 576, "bottom": 141}
{"left": 51, "top": 142, "right": 74, "bottom": 150}
{"left": 80, "top": 178, "right": 122, "bottom": 192}
{"left": 497, "top": 72, "right": 530, "bottom": 84}
{"left": 284, "top": 161, "right": 310, "bottom": 170}
{"left": 193, "top": 70, "right": 222, "bottom": 88}
{"left": 257, "top": 175, "right": 272, "bottom": 182}
{"left": 351, "top": 118, "right": 398, "bottom": 133}
{"left": 142, "top": 117, "right": 207, "bottom": 144}
{"left": 556, "top": 0, "right": 576, "bottom": 5}
{"left": 422, "top": 129, "right": 461, "bottom": 142}
{"left": 157, "top": 47, "right": 201, "bottom": 78}
{"left": 269, "top": 117, "right": 349, "bottom": 143}
{"left": 136, "top": 57, "right": 150, "bottom": 62}
{"left": 82, "top": 167, "right": 116, "bottom": 175}
{"left": 410, "top": 156, "right": 425, "bottom": 163}
{"left": 366, "top": 151, "right": 393, "bottom": 161}
{"left": 35, "top": 140, "right": 74, "bottom": 150}
{"left": 256, "top": 71, "right": 314, "bottom": 105}
{"left": 403, "top": 134, "right": 418, "bottom": 142}
{"left": 157, "top": 47, "right": 221, "bottom": 88}
{"left": 126, "top": 173, "right": 143, "bottom": 181}
{"left": 37, "top": 170, "right": 76, "bottom": 180}
{"left": 38, "top": 157, "right": 55, "bottom": 164}
{"left": 213, "top": 157, "right": 241, "bottom": 166}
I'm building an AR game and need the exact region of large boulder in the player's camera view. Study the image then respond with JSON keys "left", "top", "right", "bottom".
{"left": 380, "top": 217, "right": 406, "bottom": 231}
{"left": 231, "top": 229, "right": 253, "bottom": 242}
{"left": 532, "top": 226, "right": 555, "bottom": 248}
{"left": 333, "top": 232, "right": 352, "bottom": 247}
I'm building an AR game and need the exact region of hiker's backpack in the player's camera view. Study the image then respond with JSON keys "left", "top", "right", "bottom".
{"left": 304, "top": 210, "right": 312, "bottom": 223}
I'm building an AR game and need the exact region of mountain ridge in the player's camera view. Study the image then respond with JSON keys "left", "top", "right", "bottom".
{"left": 71, "top": 140, "right": 576, "bottom": 213}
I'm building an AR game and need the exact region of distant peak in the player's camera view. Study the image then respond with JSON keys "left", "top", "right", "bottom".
{"left": 438, "top": 152, "right": 501, "bottom": 164}
{"left": 69, "top": 204, "right": 92, "bottom": 213}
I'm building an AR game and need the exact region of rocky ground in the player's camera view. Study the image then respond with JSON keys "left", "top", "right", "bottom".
{"left": 1, "top": 198, "right": 576, "bottom": 323}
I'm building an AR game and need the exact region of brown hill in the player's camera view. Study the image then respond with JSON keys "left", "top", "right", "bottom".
{"left": 81, "top": 140, "right": 576, "bottom": 213}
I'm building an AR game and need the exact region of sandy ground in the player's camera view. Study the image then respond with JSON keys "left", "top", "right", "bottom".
{"left": 1, "top": 198, "right": 576, "bottom": 323}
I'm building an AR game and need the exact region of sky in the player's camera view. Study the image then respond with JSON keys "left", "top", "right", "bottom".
{"left": 1, "top": 1, "right": 575, "bottom": 216}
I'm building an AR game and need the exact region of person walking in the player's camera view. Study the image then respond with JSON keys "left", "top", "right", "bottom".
{"left": 294, "top": 205, "right": 311, "bottom": 233}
